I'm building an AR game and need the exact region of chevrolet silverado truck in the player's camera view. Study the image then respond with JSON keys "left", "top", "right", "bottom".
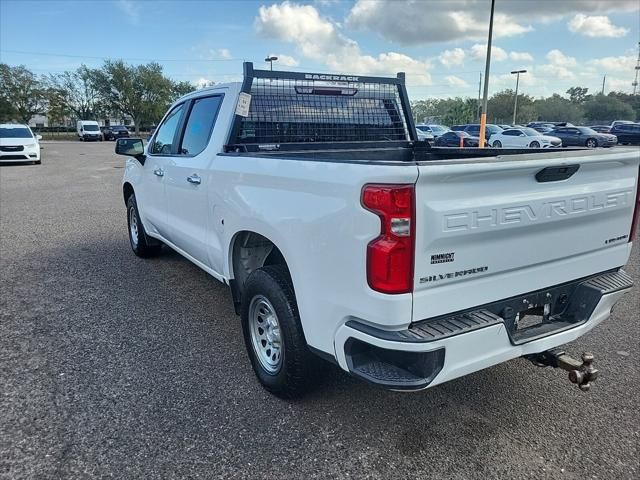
{"left": 115, "top": 63, "right": 639, "bottom": 398}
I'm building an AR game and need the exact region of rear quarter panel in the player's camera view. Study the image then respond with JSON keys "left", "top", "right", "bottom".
{"left": 211, "top": 155, "right": 419, "bottom": 354}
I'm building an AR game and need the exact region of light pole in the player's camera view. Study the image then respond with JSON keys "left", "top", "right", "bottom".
{"left": 265, "top": 56, "right": 278, "bottom": 71}
{"left": 478, "top": 0, "right": 496, "bottom": 149}
{"left": 511, "top": 69, "right": 526, "bottom": 125}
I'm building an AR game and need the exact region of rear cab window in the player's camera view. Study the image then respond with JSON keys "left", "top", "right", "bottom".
{"left": 179, "top": 95, "right": 223, "bottom": 156}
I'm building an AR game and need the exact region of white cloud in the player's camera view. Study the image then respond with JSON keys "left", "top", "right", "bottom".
{"left": 348, "top": 1, "right": 533, "bottom": 44}
{"left": 445, "top": 75, "right": 469, "bottom": 87}
{"left": 195, "top": 78, "right": 215, "bottom": 89}
{"left": 345, "top": 0, "right": 638, "bottom": 45}
{"left": 439, "top": 48, "right": 465, "bottom": 67}
{"left": 568, "top": 14, "right": 629, "bottom": 37}
{"left": 538, "top": 49, "right": 577, "bottom": 80}
{"left": 217, "top": 48, "right": 232, "bottom": 60}
{"left": 546, "top": 49, "right": 577, "bottom": 67}
{"left": 510, "top": 51, "right": 534, "bottom": 62}
{"left": 268, "top": 53, "right": 299, "bottom": 67}
{"left": 587, "top": 55, "right": 636, "bottom": 72}
{"left": 469, "top": 44, "right": 508, "bottom": 62}
{"left": 255, "top": 2, "right": 432, "bottom": 83}
{"left": 115, "top": 0, "right": 140, "bottom": 25}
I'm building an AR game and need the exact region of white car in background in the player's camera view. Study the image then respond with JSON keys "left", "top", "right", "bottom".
{"left": 416, "top": 124, "right": 449, "bottom": 142}
{"left": 490, "top": 127, "right": 561, "bottom": 149}
{"left": 0, "top": 124, "right": 42, "bottom": 164}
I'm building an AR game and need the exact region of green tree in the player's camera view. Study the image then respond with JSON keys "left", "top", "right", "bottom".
{"left": 96, "top": 60, "right": 174, "bottom": 133}
{"left": 531, "top": 94, "right": 584, "bottom": 123}
{"left": 0, "top": 64, "right": 45, "bottom": 123}
{"left": 606, "top": 91, "right": 640, "bottom": 121}
{"left": 45, "top": 65, "right": 103, "bottom": 120}
{"left": 172, "top": 80, "right": 196, "bottom": 100}
{"left": 566, "top": 86, "right": 590, "bottom": 104}
{"left": 441, "top": 98, "right": 477, "bottom": 126}
{"left": 582, "top": 94, "right": 635, "bottom": 123}
{"left": 43, "top": 86, "right": 71, "bottom": 126}
{"left": 487, "top": 89, "right": 534, "bottom": 124}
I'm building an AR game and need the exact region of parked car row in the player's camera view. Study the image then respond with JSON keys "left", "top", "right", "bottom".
{"left": 76, "top": 120, "right": 130, "bottom": 141}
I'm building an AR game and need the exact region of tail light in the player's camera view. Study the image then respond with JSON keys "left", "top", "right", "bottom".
{"left": 362, "top": 184, "right": 415, "bottom": 294}
{"left": 630, "top": 168, "right": 640, "bottom": 242}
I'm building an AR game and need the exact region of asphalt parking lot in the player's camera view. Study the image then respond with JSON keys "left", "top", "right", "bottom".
{"left": 1, "top": 141, "right": 639, "bottom": 479}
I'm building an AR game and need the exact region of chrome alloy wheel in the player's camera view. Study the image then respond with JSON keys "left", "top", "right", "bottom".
{"left": 249, "top": 295, "right": 283, "bottom": 374}
{"left": 129, "top": 206, "right": 139, "bottom": 247}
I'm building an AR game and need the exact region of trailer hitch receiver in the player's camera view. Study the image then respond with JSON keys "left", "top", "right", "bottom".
{"left": 526, "top": 348, "right": 598, "bottom": 392}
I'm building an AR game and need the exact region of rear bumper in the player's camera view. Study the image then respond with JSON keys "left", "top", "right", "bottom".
{"left": 333, "top": 269, "right": 632, "bottom": 391}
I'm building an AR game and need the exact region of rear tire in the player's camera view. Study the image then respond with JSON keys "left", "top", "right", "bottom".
{"left": 126, "top": 194, "right": 162, "bottom": 258}
{"left": 241, "top": 265, "right": 321, "bottom": 399}
{"left": 530, "top": 141, "right": 540, "bottom": 148}
{"left": 492, "top": 140, "right": 502, "bottom": 148}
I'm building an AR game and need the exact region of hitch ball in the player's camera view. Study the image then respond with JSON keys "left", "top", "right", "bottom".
{"left": 567, "top": 352, "right": 598, "bottom": 392}
{"left": 526, "top": 349, "right": 598, "bottom": 392}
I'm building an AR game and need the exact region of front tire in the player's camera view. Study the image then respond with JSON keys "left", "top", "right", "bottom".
{"left": 126, "top": 194, "right": 162, "bottom": 258}
{"left": 586, "top": 138, "right": 597, "bottom": 148}
{"left": 241, "top": 265, "right": 320, "bottom": 399}
{"left": 530, "top": 141, "right": 540, "bottom": 148}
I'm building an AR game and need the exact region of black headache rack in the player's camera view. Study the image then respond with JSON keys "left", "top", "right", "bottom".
{"left": 224, "top": 62, "right": 418, "bottom": 153}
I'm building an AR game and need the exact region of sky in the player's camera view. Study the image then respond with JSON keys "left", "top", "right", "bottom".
{"left": 1, "top": 0, "right": 639, "bottom": 100}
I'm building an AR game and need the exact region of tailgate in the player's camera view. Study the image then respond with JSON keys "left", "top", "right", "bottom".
{"left": 412, "top": 149, "right": 639, "bottom": 321}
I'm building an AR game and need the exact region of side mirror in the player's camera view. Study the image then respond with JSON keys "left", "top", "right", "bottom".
{"left": 115, "top": 138, "right": 145, "bottom": 164}
{"left": 36, "top": 134, "right": 42, "bottom": 141}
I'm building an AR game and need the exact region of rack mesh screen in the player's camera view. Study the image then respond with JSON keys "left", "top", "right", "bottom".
{"left": 235, "top": 77, "right": 410, "bottom": 145}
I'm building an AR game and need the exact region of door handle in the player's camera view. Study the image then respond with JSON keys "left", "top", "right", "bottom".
{"left": 186, "top": 174, "right": 201, "bottom": 185}
{"left": 153, "top": 167, "right": 164, "bottom": 177}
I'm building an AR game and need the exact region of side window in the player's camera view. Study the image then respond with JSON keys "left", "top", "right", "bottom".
{"left": 503, "top": 130, "right": 517, "bottom": 136}
{"left": 180, "top": 96, "right": 223, "bottom": 156}
{"left": 150, "top": 103, "right": 185, "bottom": 155}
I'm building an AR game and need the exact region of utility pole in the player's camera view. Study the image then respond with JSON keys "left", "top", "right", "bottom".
{"left": 632, "top": 42, "right": 639, "bottom": 95}
{"left": 478, "top": 0, "right": 496, "bottom": 149}
{"left": 511, "top": 69, "right": 526, "bottom": 125}
{"left": 477, "top": 73, "right": 482, "bottom": 122}
{"left": 601, "top": 75, "right": 606, "bottom": 95}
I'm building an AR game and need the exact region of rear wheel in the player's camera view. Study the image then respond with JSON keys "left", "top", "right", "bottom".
{"left": 492, "top": 140, "right": 502, "bottom": 148}
{"left": 241, "top": 265, "right": 321, "bottom": 399}
{"left": 586, "top": 138, "right": 597, "bottom": 148}
{"left": 530, "top": 141, "right": 540, "bottom": 148}
{"left": 126, "top": 194, "right": 162, "bottom": 258}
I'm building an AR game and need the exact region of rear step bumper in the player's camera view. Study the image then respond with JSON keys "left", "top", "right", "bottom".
{"left": 334, "top": 269, "right": 632, "bottom": 391}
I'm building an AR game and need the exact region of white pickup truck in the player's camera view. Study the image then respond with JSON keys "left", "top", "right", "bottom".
{"left": 116, "top": 63, "right": 639, "bottom": 398}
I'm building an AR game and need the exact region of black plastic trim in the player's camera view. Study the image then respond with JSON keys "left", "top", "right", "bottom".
{"left": 308, "top": 346, "right": 338, "bottom": 366}
{"left": 344, "top": 338, "right": 445, "bottom": 390}
{"left": 346, "top": 268, "right": 632, "bottom": 346}
{"left": 535, "top": 164, "right": 580, "bottom": 182}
